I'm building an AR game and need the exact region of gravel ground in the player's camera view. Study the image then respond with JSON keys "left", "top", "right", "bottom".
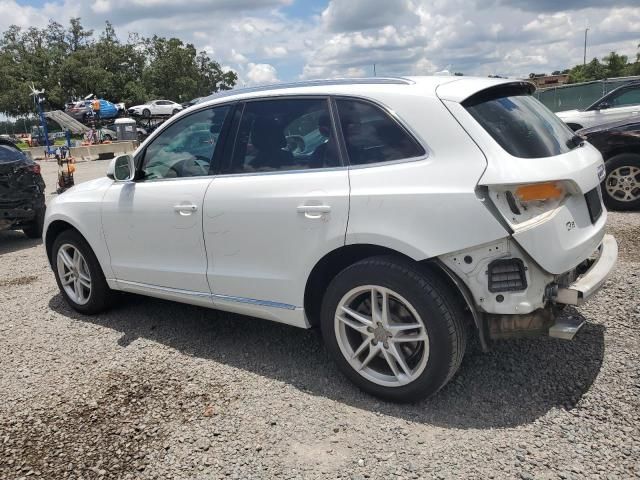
{"left": 0, "top": 160, "right": 639, "bottom": 479}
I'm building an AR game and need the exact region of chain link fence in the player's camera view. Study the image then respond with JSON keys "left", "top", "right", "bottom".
{"left": 534, "top": 76, "right": 640, "bottom": 112}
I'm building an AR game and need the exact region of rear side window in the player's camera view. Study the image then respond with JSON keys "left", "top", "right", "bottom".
{"left": 229, "top": 98, "right": 340, "bottom": 173}
{"left": 0, "top": 144, "right": 26, "bottom": 164}
{"left": 464, "top": 92, "right": 576, "bottom": 159}
{"left": 335, "top": 99, "right": 425, "bottom": 165}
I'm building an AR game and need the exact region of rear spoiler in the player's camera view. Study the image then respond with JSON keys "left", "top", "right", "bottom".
{"left": 436, "top": 79, "right": 536, "bottom": 104}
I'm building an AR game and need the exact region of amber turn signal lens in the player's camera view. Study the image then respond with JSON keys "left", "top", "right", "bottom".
{"left": 515, "top": 182, "right": 563, "bottom": 202}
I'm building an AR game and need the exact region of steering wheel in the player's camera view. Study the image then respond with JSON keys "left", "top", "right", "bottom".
{"left": 285, "top": 135, "right": 306, "bottom": 154}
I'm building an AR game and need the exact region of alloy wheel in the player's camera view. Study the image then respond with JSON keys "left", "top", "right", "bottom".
{"left": 334, "top": 285, "right": 430, "bottom": 387}
{"left": 56, "top": 244, "right": 92, "bottom": 305}
{"left": 606, "top": 166, "right": 640, "bottom": 202}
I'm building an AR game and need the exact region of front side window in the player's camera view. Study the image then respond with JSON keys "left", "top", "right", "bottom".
{"left": 229, "top": 98, "right": 340, "bottom": 173}
{"left": 335, "top": 99, "right": 425, "bottom": 165}
{"left": 141, "top": 105, "right": 229, "bottom": 180}
{"left": 464, "top": 92, "right": 577, "bottom": 159}
{"left": 609, "top": 87, "right": 640, "bottom": 108}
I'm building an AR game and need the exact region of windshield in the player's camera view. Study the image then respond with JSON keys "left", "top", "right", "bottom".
{"left": 464, "top": 93, "right": 577, "bottom": 158}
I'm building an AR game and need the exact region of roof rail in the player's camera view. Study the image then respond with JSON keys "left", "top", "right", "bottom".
{"left": 199, "top": 77, "right": 413, "bottom": 103}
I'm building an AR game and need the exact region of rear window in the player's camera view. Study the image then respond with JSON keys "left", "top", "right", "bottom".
{"left": 464, "top": 92, "right": 576, "bottom": 158}
{"left": 0, "top": 144, "right": 26, "bottom": 164}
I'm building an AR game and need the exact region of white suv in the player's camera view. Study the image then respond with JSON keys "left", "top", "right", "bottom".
{"left": 44, "top": 77, "right": 617, "bottom": 402}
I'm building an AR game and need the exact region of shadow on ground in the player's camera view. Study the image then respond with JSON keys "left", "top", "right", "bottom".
{"left": 49, "top": 292, "right": 605, "bottom": 430}
{"left": 0, "top": 230, "right": 42, "bottom": 255}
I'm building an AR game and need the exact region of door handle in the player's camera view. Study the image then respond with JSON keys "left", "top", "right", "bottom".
{"left": 297, "top": 204, "right": 331, "bottom": 219}
{"left": 174, "top": 204, "right": 198, "bottom": 215}
{"left": 297, "top": 205, "right": 331, "bottom": 214}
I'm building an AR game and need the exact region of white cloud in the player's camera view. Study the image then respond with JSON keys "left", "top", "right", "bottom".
{"left": 264, "top": 46, "right": 288, "bottom": 58}
{"left": 1, "top": 0, "right": 639, "bottom": 84}
{"left": 246, "top": 62, "right": 280, "bottom": 85}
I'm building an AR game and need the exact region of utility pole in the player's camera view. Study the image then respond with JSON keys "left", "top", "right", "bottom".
{"left": 583, "top": 27, "right": 589, "bottom": 66}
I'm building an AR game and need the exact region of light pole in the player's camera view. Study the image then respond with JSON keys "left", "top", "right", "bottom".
{"left": 583, "top": 27, "right": 589, "bottom": 66}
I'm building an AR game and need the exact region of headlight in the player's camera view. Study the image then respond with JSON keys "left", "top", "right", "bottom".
{"left": 489, "top": 181, "right": 575, "bottom": 227}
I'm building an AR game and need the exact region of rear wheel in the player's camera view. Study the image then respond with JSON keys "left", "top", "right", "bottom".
{"left": 320, "top": 256, "right": 467, "bottom": 402}
{"left": 22, "top": 206, "right": 45, "bottom": 239}
{"left": 602, "top": 153, "right": 640, "bottom": 210}
{"left": 52, "top": 230, "right": 113, "bottom": 314}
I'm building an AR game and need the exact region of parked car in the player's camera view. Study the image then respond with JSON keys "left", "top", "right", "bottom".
{"left": 128, "top": 100, "right": 183, "bottom": 117}
{"left": 0, "top": 139, "right": 45, "bottom": 238}
{"left": 101, "top": 124, "right": 147, "bottom": 142}
{"left": 578, "top": 118, "right": 640, "bottom": 210}
{"left": 65, "top": 99, "right": 119, "bottom": 122}
{"left": 557, "top": 81, "right": 640, "bottom": 131}
{"left": 44, "top": 77, "right": 617, "bottom": 402}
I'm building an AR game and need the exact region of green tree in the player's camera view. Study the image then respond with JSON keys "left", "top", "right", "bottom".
{"left": 0, "top": 18, "right": 236, "bottom": 116}
{"left": 603, "top": 51, "right": 628, "bottom": 77}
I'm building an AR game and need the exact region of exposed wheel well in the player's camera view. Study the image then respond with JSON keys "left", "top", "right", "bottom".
{"left": 303, "top": 244, "right": 474, "bottom": 331}
{"left": 45, "top": 220, "right": 82, "bottom": 266}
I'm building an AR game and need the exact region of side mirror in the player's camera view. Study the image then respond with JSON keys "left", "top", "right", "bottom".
{"left": 106, "top": 154, "right": 135, "bottom": 181}
{"left": 598, "top": 102, "right": 611, "bottom": 111}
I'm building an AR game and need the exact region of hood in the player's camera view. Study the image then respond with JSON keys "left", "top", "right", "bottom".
{"left": 577, "top": 118, "right": 640, "bottom": 136}
{"left": 58, "top": 176, "right": 113, "bottom": 198}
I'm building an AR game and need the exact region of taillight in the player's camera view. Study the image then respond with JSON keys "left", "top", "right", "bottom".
{"left": 489, "top": 181, "right": 572, "bottom": 227}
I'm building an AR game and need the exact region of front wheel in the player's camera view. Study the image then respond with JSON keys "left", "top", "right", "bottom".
{"left": 52, "top": 230, "right": 113, "bottom": 314}
{"left": 602, "top": 153, "right": 640, "bottom": 211}
{"left": 320, "top": 256, "right": 467, "bottom": 402}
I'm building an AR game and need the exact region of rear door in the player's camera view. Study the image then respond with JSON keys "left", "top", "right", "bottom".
{"left": 202, "top": 97, "right": 349, "bottom": 320}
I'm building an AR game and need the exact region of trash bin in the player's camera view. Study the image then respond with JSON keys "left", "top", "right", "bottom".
{"left": 115, "top": 118, "right": 137, "bottom": 141}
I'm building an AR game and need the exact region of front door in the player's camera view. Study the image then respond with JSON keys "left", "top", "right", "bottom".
{"left": 101, "top": 104, "right": 232, "bottom": 294}
{"left": 203, "top": 97, "right": 349, "bottom": 318}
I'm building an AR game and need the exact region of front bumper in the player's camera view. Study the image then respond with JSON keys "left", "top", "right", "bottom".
{"left": 554, "top": 234, "right": 618, "bottom": 306}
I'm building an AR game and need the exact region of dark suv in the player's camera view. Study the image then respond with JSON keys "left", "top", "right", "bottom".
{"left": 0, "top": 140, "right": 46, "bottom": 238}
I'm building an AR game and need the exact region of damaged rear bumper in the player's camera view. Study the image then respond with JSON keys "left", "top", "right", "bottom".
{"left": 553, "top": 234, "right": 618, "bottom": 306}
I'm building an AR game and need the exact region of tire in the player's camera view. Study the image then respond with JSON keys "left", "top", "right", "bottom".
{"left": 142, "top": 108, "right": 151, "bottom": 118}
{"left": 22, "top": 206, "right": 45, "bottom": 239}
{"left": 320, "top": 256, "right": 467, "bottom": 402}
{"left": 51, "top": 229, "right": 113, "bottom": 315}
{"left": 172, "top": 109, "right": 180, "bottom": 115}
{"left": 601, "top": 153, "right": 640, "bottom": 211}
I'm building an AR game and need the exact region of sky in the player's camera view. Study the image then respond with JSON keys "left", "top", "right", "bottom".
{"left": 6, "top": 0, "right": 640, "bottom": 86}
